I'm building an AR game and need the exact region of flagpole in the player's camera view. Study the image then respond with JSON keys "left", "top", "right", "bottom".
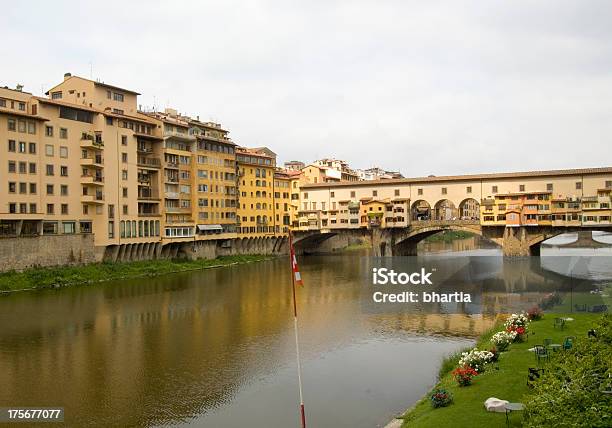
{"left": 289, "top": 230, "right": 306, "bottom": 428}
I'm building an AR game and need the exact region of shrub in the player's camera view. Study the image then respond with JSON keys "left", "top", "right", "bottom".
{"left": 527, "top": 306, "right": 543, "bottom": 321}
{"left": 504, "top": 312, "right": 530, "bottom": 341}
{"left": 430, "top": 388, "right": 453, "bottom": 408}
{"left": 491, "top": 330, "right": 517, "bottom": 351}
{"left": 523, "top": 314, "right": 612, "bottom": 428}
{"left": 458, "top": 348, "right": 494, "bottom": 374}
{"left": 452, "top": 366, "right": 478, "bottom": 387}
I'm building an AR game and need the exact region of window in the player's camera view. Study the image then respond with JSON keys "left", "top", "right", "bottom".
{"left": 121, "top": 135, "right": 127, "bottom": 145}
{"left": 19, "top": 182, "right": 26, "bottom": 194}
{"left": 59, "top": 146, "right": 68, "bottom": 158}
{"left": 18, "top": 162, "right": 26, "bottom": 173}
{"left": 60, "top": 166, "right": 68, "bottom": 176}
{"left": 576, "top": 182, "right": 582, "bottom": 190}
{"left": 108, "top": 221, "right": 115, "bottom": 238}
{"left": 28, "top": 142, "right": 36, "bottom": 154}
{"left": 519, "top": 184, "right": 525, "bottom": 192}
{"left": 8, "top": 182, "right": 15, "bottom": 193}
{"left": 350, "top": 191, "right": 356, "bottom": 198}
{"left": 45, "top": 126, "right": 53, "bottom": 137}
{"left": 107, "top": 90, "right": 112, "bottom": 99}
{"left": 441, "top": 187, "right": 447, "bottom": 195}
{"left": 43, "top": 222, "right": 58, "bottom": 234}
{"left": 51, "top": 91, "right": 62, "bottom": 100}
{"left": 113, "top": 93, "right": 124, "bottom": 102}
{"left": 46, "top": 165, "right": 54, "bottom": 176}
{"left": 8, "top": 161, "right": 16, "bottom": 173}
{"left": 9, "top": 203, "right": 16, "bottom": 214}
{"left": 61, "top": 204, "right": 68, "bottom": 215}
{"left": 46, "top": 204, "right": 54, "bottom": 215}
{"left": 29, "top": 183, "right": 36, "bottom": 194}
{"left": 122, "top": 187, "right": 128, "bottom": 198}
{"left": 395, "top": 189, "right": 400, "bottom": 196}
{"left": 18, "top": 120, "right": 26, "bottom": 132}
{"left": 8, "top": 118, "right": 16, "bottom": 131}
{"left": 122, "top": 170, "right": 128, "bottom": 180}
{"left": 18, "top": 141, "right": 26, "bottom": 153}
{"left": 27, "top": 122, "right": 36, "bottom": 134}
{"left": 45, "top": 144, "right": 54, "bottom": 156}
{"left": 106, "top": 116, "right": 113, "bottom": 126}
{"left": 8, "top": 140, "right": 16, "bottom": 151}
{"left": 492, "top": 185, "right": 498, "bottom": 193}
{"left": 62, "top": 222, "right": 75, "bottom": 234}
{"left": 606, "top": 180, "right": 612, "bottom": 188}
{"left": 418, "top": 188, "right": 423, "bottom": 195}
{"left": 466, "top": 186, "right": 472, "bottom": 193}
{"left": 546, "top": 183, "right": 553, "bottom": 191}
{"left": 123, "top": 205, "right": 128, "bottom": 215}
{"left": 59, "top": 107, "right": 93, "bottom": 123}
{"left": 18, "top": 102, "right": 25, "bottom": 111}
{"left": 122, "top": 153, "right": 127, "bottom": 163}
{"left": 0, "top": 99, "right": 5, "bottom": 107}
{"left": 47, "top": 184, "right": 54, "bottom": 195}
{"left": 29, "top": 163, "right": 36, "bottom": 174}
{"left": 59, "top": 128, "right": 68, "bottom": 139}
{"left": 30, "top": 203, "right": 36, "bottom": 213}
{"left": 60, "top": 185, "right": 68, "bottom": 196}
{"left": 108, "top": 204, "right": 115, "bottom": 219}
{"left": 373, "top": 190, "right": 378, "bottom": 197}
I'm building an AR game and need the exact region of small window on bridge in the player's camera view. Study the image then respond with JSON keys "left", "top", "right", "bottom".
{"left": 547, "top": 183, "right": 553, "bottom": 191}
{"left": 519, "top": 184, "right": 525, "bottom": 192}
{"left": 441, "top": 187, "right": 447, "bottom": 195}
{"left": 418, "top": 188, "right": 423, "bottom": 195}
{"left": 466, "top": 186, "right": 472, "bottom": 193}
{"left": 492, "top": 185, "right": 498, "bottom": 193}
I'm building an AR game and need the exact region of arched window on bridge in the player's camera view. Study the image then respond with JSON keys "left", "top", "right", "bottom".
{"left": 459, "top": 198, "right": 480, "bottom": 220}
{"left": 434, "top": 199, "right": 457, "bottom": 221}
{"left": 411, "top": 200, "right": 431, "bottom": 221}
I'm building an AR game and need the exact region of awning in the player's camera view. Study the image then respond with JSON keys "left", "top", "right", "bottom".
{"left": 197, "top": 224, "right": 223, "bottom": 231}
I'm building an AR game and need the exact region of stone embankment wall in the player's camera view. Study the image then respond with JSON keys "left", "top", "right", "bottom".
{"left": 0, "top": 234, "right": 97, "bottom": 272}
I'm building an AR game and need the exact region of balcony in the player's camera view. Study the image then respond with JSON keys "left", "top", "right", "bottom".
{"left": 138, "top": 156, "right": 161, "bottom": 169}
{"left": 164, "top": 162, "right": 179, "bottom": 170}
{"left": 163, "top": 131, "right": 196, "bottom": 142}
{"left": 80, "top": 133, "right": 104, "bottom": 150}
{"left": 138, "top": 190, "right": 160, "bottom": 201}
{"left": 81, "top": 193, "right": 104, "bottom": 204}
{"left": 81, "top": 155, "right": 104, "bottom": 168}
{"left": 165, "top": 192, "right": 179, "bottom": 199}
{"left": 81, "top": 175, "right": 104, "bottom": 186}
{"left": 164, "top": 206, "right": 191, "bottom": 213}
{"left": 137, "top": 146, "right": 154, "bottom": 154}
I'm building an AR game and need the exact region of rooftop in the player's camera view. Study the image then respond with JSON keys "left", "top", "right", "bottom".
{"left": 301, "top": 166, "right": 612, "bottom": 189}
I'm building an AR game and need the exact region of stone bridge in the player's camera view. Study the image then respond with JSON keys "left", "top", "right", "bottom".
{"left": 293, "top": 220, "right": 612, "bottom": 256}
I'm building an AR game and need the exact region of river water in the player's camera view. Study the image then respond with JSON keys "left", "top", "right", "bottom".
{"left": 0, "top": 235, "right": 610, "bottom": 427}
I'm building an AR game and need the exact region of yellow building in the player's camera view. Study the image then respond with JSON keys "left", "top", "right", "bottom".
{"left": 189, "top": 118, "right": 238, "bottom": 238}
{"left": 236, "top": 147, "right": 277, "bottom": 236}
{"left": 273, "top": 170, "right": 293, "bottom": 234}
{"left": 0, "top": 74, "right": 163, "bottom": 253}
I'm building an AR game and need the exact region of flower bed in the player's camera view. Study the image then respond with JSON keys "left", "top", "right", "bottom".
{"left": 458, "top": 348, "right": 494, "bottom": 374}
{"left": 452, "top": 366, "right": 479, "bottom": 387}
{"left": 430, "top": 388, "right": 453, "bottom": 408}
{"left": 504, "top": 312, "right": 530, "bottom": 342}
{"left": 490, "top": 330, "right": 516, "bottom": 351}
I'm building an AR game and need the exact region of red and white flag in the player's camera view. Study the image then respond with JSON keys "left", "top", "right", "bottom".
{"left": 289, "top": 235, "right": 304, "bottom": 286}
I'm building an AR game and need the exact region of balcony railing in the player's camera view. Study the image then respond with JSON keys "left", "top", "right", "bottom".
{"left": 137, "top": 157, "right": 161, "bottom": 168}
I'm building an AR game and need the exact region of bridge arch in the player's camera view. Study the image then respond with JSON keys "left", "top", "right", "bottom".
{"left": 391, "top": 221, "right": 496, "bottom": 255}
{"left": 411, "top": 200, "right": 431, "bottom": 221}
{"left": 433, "top": 199, "right": 458, "bottom": 221}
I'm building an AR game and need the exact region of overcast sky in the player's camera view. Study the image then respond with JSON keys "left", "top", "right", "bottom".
{"left": 2, "top": 1, "right": 611, "bottom": 176}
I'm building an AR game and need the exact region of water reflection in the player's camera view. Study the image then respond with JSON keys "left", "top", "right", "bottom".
{"left": 0, "top": 236, "right": 609, "bottom": 427}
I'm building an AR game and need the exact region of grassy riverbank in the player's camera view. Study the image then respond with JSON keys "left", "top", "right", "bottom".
{"left": 0, "top": 254, "right": 275, "bottom": 293}
{"left": 400, "top": 312, "right": 605, "bottom": 427}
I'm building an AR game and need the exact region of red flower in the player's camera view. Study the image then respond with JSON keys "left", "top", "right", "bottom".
{"left": 516, "top": 326, "right": 525, "bottom": 335}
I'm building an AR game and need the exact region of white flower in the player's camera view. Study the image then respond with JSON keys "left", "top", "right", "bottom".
{"left": 458, "top": 348, "right": 495, "bottom": 373}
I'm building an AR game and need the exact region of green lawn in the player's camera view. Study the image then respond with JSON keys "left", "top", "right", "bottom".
{"left": 0, "top": 254, "right": 274, "bottom": 292}
{"left": 400, "top": 312, "right": 602, "bottom": 427}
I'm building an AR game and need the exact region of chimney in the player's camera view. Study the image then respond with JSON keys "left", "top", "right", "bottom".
{"left": 64, "top": 72, "right": 72, "bottom": 81}
{"left": 15, "top": 84, "right": 23, "bottom": 92}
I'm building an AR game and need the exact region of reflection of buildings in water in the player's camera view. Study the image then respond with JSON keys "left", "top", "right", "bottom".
{"left": 368, "top": 313, "right": 498, "bottom": 338}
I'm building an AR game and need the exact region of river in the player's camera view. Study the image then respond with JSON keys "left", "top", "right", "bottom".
{"left": 0, "top": 235, "right": 610, "bottom": 427}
